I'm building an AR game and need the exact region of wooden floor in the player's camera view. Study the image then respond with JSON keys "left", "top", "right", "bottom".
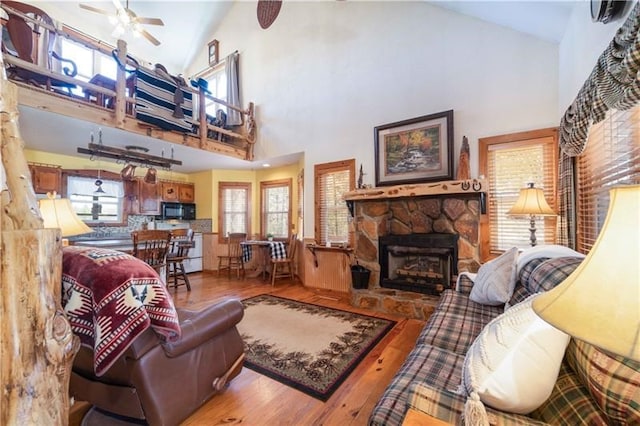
{"left": 72, "top": 272, "right": 426, "bottom": 426}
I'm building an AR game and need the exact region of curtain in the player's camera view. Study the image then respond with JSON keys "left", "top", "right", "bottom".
{"left": 225, "top": 52, "right": 242, "bottom": 126}
{"left": 557, "top": 3, "right": 640, "bottom": 248}
{"left": 67, "top": 176, "right": 124, "bottom": 198}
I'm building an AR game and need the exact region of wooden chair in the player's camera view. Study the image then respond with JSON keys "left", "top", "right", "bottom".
{"left": 217, "top": 233, "right": 246, "bottom": 279}
{"left": 1, "top": 1, "right": 77, "bottom": 94}
{"left": 167, "top": 228, "right": 194, "bottom": 291}
{"left": 270, "top": 234, "right": 298, "bottom": 286}
{"left": 132, "top": 230, "right": 172, "bottom": 283}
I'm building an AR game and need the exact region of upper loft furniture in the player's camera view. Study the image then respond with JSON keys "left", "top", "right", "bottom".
{"left": 1, "top": 1, "right": 77, "bottom": 94}
{"left": 0, "top": 1, "right": 257, "bottom": 162}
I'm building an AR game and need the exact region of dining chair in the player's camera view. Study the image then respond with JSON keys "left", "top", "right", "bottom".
{"left": 167, "top": 228, "right": 194, "bottom": 291}
{"left": 270, "top": 233, "right": 298, "bottom": 286}
{"left": 217, "top": 233, "right": 246, "bottom": 279}
{"left": 132, "top": 230, "right": 172, "bottom": 283}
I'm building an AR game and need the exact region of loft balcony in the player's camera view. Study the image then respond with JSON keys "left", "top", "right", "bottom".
{"left": 1, "top": 2, "right": 257, "bottom": 164}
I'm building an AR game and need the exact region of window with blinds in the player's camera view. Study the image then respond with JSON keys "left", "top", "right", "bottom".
{"left": 67, "top": 176, "right": 123, "bottom": 223}
{"left": 576, "top": 105, "right": 640, "bottom": 253}
{"left": 314, "top": 159, "right": 355, "bottom": 246}
{"left": 260, "top": 178, "right": 291, "bottom": 239}
{"left": 218, "top": 182, "right": 251, "bottom": 237}
{"left": 480, "top": 129, "right": 558, "bottom": 260}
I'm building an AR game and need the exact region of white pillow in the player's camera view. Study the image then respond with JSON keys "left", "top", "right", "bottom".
{"left": 469, "top": 247, "right": 519, "bottom": 305}
{"left": 460, "top": 294, "right": 570, "bottom": 417}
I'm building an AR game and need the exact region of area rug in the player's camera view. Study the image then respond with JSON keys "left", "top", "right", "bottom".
{"left": 238, "top": 294, "right": 396, "bottom": 401}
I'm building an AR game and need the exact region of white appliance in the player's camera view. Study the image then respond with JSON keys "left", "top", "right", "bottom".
{"left": 153, "top": 221, "right": 203, "bottom": 273}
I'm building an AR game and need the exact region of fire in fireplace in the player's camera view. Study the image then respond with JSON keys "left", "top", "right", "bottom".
{"left": 379, "top": 233, "right": 459, "bottom": 295}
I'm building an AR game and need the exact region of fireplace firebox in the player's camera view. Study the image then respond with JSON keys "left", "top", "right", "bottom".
{"left": 379, "top": 233, "right": 459, "bottom": 295}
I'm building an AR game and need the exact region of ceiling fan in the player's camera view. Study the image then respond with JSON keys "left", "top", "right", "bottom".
{"left": 79, "top": 0, "right": 164, "bottom": 46}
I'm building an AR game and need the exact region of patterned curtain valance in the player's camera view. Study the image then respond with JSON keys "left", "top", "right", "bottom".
{"left": 560, "top": 2, "right": 640, "bottom": 157}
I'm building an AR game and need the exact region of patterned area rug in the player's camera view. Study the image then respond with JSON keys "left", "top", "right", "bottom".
{"left": 238, "top": 295, "right": 396, "bottom": 401}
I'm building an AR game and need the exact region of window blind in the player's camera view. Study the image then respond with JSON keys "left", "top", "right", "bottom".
{"left": 218, "top": 182, "right": 251, "bottom": 236}
{"left": 261, "top": 179, "right": 291, "bottom": 238}
{"left": 576, "top": 105, "right": 640, "bottom": 253}
{"left": 314, "top": 160, "right": 355, "bottom": 246}
{"left": 486, "top": 138, "right": 557, "bottom": 253}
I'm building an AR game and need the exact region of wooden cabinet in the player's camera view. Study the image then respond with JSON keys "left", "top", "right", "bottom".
{"left": 161, "top": 181, "right": 194, "bottom": 203}
{"left": 138, "top": 178, "right": 161, "bottom": 215}
{"left": 29, "top": 163, "right": 61, "bottom": 194}
{"left": 161, "top": 181, "right": 180, "bottom": 201}
{"left": 178, "top": 183, "right": 194, "bottom": 203}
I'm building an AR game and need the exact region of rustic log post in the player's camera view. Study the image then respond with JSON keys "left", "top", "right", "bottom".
{"left": 0, "top": 56, "right": 79, "bottom": 425}
{"left": 114, "top": 39, "right": 127, "bottom": 128}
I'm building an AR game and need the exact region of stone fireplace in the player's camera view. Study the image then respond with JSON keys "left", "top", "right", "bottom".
{"left": 346, "top": 180, "right": 485, "bottom": 319}
{"left": 379, "top": 233, "right": 459, "bottom": 295}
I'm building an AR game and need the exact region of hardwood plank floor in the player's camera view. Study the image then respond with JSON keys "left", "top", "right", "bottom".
{"left": 72, "top": 272, "right": 426, "bottom": 426}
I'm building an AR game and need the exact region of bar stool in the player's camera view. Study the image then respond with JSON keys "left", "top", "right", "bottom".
{"left": 167, "top": 229, "right": 194, "bottom": 291}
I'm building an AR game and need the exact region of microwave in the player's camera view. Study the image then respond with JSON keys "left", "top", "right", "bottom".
{"left": 160, "top": 202, "right": 196, "bottom": 221}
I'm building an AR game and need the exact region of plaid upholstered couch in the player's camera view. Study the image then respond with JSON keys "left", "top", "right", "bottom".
{"left": 369, "top": 248, "right": 640, "bottom": 425}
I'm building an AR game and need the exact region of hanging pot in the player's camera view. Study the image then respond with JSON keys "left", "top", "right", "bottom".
{"left": 144, "top": 167, "right": 158, "bottom": 184}
{"left": 120, "top": 163, "right": 137, "bottom": 181}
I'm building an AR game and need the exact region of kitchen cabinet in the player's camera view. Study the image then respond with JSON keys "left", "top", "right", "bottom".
{"left": 161, "top": 181, "right": 195, "bottom": 203}
{"left": 138, "top": 178, "right": 161, "bottom": 215}
{"left": 29, "top": 163, "right": 61, "bottom": 194}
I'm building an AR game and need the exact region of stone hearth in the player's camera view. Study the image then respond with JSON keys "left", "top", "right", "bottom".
{"left": 351, "top": 288, "right": 440, "bottom": 321}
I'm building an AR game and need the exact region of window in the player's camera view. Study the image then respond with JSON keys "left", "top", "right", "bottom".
{"left": 576, "top": 105, "right": 640, "bottom": 253}
{"left": 314, "top": 159, "right": 355, "bottom": 246}
{"left": 479, "top": 129, "right": 558, "bottom": 260}
{"left": 205, "top": 66, "right": 227, "bottom": 116}
{"left": 60, "top": 38, "right": 117, "bottom": 97}
{"left": 218, "top": 182, "right": 251, "bottom": 236}
{"left": 67, "top": 176, "right": 124, "bottom": 223}
{"left": 260, "top": 179, "right": 291, "bottom": 239}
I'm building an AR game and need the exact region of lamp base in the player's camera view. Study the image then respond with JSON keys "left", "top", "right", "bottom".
{"left": 529, "top": 215, "right": 537, "bottom": 247}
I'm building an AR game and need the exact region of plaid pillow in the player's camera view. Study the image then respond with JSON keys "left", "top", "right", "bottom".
{"left": 518, "top": 257, "right": 549, "bottom": 288}
{"left": 565, "top": 339, "right": 640, "bottom": 425}
{"left": 531, "top": 362, "right": 609, "bottom": 425}
{"left": 527, "top": 257, "right": 583, "bottom": 293}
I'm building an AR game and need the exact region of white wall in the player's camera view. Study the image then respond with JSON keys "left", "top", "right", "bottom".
{"left": 190, "top": 2, "right": 560, "bottom": 239}
{"left": 558, "top": 2, "right": 636, "bottom": 113}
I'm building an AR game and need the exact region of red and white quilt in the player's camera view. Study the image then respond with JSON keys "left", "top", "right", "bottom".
{"left": 62, "top": 246, "right": 181, "bottom": 376}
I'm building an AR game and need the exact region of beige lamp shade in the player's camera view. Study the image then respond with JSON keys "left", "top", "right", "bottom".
{"left": 532, "top": 185, "right": 640, "bottom": 361}
{"left": 38, "top": 192, "right": 93, "bottom": 237}
{"left": 507, "top": 183, "right": 556, "bottom": 216}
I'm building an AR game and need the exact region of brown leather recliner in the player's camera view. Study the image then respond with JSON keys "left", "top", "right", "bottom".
{"left": 70, "top": 299, "right": 245, "bottom": 426}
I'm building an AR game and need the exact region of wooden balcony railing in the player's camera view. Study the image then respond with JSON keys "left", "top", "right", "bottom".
{"left": 1, "top": 3, "right": 257, "bottom": 161}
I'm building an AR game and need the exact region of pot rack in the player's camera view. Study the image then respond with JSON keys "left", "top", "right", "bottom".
{"left": 77, "top": 143, "right": 182, "bottom": 169}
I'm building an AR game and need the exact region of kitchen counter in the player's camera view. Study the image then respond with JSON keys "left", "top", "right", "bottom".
{"left": 72, "top": 239, "right": 133, "bottom": 253}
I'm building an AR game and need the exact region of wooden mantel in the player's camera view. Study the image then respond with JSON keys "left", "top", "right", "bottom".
{"left": 343, "top": 179, "right": 487, "bottom": 201}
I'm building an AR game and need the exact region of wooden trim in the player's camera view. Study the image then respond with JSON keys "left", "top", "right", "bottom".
{"left": 478, "top": 128, "right": 559, "bottom": 261}
{"left": 259, "top": 178, "right": 292, "bottom": 239}
{"left": 343, "top": 179, "right": 486, "bottom": 201}
{"left": 217, "top": 182, "right": 252, "bottom": 236}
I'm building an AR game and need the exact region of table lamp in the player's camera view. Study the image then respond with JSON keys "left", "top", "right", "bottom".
{"left": 507, "top": 183, "right": 556, "bottom": 246}
{"left": 533, "top": 185, "right": 640, "bottom": 361}
{"left": 38, "top": 191, "right": 93, "bottom": 246}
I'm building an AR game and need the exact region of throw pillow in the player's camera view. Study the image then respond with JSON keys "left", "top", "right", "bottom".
{"left": 460, "top": 294, "right": 570, "bottom": 420}
{"left": 469, "top": 247, "right": 519, "bottom": 305}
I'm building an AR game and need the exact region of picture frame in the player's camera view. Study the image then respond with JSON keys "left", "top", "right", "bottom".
{"left": 208, "top": 39, "right": 219, "bottom": 66}
{"left": 374, "top": 110, "right": 454, "bottom": 186}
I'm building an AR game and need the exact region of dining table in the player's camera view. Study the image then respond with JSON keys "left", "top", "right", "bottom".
{"left": 240, "top": 240, "right": 287, "bottom": 280}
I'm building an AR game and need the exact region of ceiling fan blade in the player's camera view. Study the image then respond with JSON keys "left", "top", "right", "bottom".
{"left": 139, "top": 28, "right": 161, "bottom": 46}
{"left": 112, "top": 0, "right": 126, "bottom": 14}
{"left": 134, "top": 17, "right": 165, "bottom": 26}
{"left": 79, "top": 4, "right": 112, "bottom": 15}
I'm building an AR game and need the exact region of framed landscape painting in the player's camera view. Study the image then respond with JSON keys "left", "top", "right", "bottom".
{"left": 374, "top": 110, "right": 454, "bottom": 186}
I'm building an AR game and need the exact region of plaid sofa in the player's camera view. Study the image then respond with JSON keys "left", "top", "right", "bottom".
{"left": 369, "top": 255, "right": 640, "bottom": 425}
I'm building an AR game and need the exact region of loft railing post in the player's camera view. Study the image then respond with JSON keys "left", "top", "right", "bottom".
{"left": 114, "top": 39, "right": 127, "bottom": 128}
{"left": 199, "top": 87, "right": 207, "bottom": 148}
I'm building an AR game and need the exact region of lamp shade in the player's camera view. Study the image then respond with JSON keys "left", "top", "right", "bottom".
{"left": 38, "top": 192, "right": 93, "bottom": 237}
{"left": 532, "top": 185, "right": 640, "bottom": 361}
{"left": 507, "top": 183, "right": 556, "bottom": 216}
